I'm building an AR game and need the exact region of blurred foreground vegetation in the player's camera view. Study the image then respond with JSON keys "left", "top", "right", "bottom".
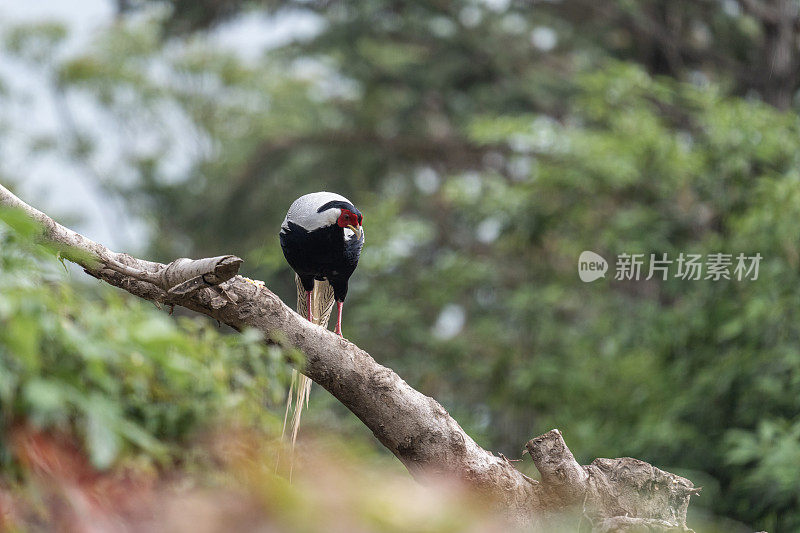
{"left": 0, "top": 214, "right": 514, "bottom": 532}
{"left": 3, "top": 1, "right": 800, "bottom": 531}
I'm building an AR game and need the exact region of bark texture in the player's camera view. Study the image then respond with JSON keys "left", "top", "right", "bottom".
{"left": 0, "top": 183, "right": 700, "bottom": 530}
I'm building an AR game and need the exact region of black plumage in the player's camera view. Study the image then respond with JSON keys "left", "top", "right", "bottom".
{"left": 280, "top": 218, "right": 363, "bottom": 303}
{"left": 279, "top": 191, "right": 364, "bottom": 334}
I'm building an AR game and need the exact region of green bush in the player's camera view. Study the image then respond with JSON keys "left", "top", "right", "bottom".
{"left": 0, "top": 209, "right": 289, "bottom": 471}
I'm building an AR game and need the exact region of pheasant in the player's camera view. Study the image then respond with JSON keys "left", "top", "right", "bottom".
{"left": 279, "top": 191, "right": 364, "bottom": 446}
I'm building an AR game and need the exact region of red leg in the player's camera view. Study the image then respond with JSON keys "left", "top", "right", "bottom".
{"left": 334, "top": 301, "right": 344, "bottom": 336}
{"left": 306, "top": 290, "right": 312, "bottom": 322}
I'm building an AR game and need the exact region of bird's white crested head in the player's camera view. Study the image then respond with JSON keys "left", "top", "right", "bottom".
{"left": 281, "top": 191, "right": 363, "bottom": 235}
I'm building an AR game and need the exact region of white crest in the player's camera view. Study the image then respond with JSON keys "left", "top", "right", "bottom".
{"left": 281, "top": 191, "right": 354, "bottom": 232}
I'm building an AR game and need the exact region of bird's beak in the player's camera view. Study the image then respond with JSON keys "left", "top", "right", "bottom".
{"left": 346, "top": 224, "right": 362, "bottom": 240}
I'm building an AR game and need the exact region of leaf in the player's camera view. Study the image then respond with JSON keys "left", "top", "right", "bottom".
{"left": 83, "top": 396, "right": 122, "bottom": 469}
{"left": 23, "top": 379, "right": 66, "bottom": 417}
{"left": 0, "top": 207, "right": 42, "bottom": 239}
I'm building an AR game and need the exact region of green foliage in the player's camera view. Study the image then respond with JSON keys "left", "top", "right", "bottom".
{"left": 0, "top": 210, "right": 289, "bottom": 471}
{"left": 4, "top": 22, "right": 67, "bottom": 63}
{"left": 726, "top": 419, "right": 800, "bottom": 531}
{"left": 4, "top": 2, "right": 800, "bottom": 530}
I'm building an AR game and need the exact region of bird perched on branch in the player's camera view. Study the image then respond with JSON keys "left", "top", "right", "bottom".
{"left": 279, "top": 192, "right": 364, "bottom": 447}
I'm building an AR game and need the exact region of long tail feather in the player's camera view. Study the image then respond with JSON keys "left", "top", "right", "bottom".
{"left": 281, "top": 275, "right": 335, "bottom": 473}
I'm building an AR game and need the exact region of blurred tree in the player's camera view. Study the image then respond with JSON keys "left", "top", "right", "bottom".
{"left": 3, "top": 1, "right": 800, "bottom": 530}
{"left": 536, "top": 0, "right": 800, "bottom": 109}
{"left": 146, "top": 0, "right": 800, "bottom": 109}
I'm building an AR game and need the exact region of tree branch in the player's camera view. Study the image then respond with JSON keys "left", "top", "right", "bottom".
{"left": 738, "top": 0, "right": 782, "bottom": 23}
{"left": 0, "top": 182, "right": 699, "bottom": 530}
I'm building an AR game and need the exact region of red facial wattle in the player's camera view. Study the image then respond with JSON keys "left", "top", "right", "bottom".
{"left": 337, "top": 209, "right": 362, "bottom": 228}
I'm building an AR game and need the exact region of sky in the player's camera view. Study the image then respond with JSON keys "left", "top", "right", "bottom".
{"left": 0, "top": 0, "right": 320, "bottom": 253}
{"left": 0, "top": 0, "right": 132, "bottom": 250}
